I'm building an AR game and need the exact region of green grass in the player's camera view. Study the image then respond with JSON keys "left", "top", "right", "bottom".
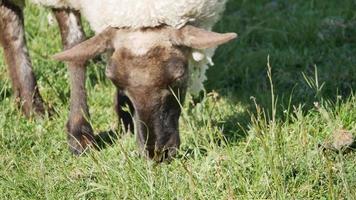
{"left": 1, "top": 0, "right": 355, "bottom": 199}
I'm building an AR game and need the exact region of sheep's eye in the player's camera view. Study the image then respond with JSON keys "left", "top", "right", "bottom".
{"left": 165, "top": 57, "right": 188, "bottom": 80}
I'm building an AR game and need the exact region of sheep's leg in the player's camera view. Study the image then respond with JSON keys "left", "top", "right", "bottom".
{"left": 0, "top": 2, "right": 45, "bottom": 116}
{"left": 53, "top": 8, "right": 94, "bottom": 155}
{"left": 115, "top": 90, "right": 134, "bottom": 134}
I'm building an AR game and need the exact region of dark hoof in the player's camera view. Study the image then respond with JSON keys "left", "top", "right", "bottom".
{"left": 21, "top": 101, "right": 56, "bottom": 119}
{"left": 67, "top": 119, "right": 95, "bottom": 155}
{"left": 20, "top": 91, "right": 48, "bottom": 118}
{"left": 68, "top": 134, "right": 95, "bottom": 155}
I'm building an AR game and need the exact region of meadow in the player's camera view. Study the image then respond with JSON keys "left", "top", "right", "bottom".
{"left": 0, "top": 0, "right": 355, "bottom": 199}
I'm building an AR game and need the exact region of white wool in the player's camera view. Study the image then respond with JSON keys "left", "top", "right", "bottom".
{"left": 30, "top": 0, "right": 81, "bottom": 9}
{"left": 30, "top": 0, "right": 228, "bottom": 95}
{"left": 30, "top": 0, "right": 226, "bottom": 31}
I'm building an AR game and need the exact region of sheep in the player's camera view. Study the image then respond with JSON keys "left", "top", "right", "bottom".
{"left": 0, "top": 0, "right": 236, "bottom": 161}
{"left": 30, "top": 0, "right": 231, "bottom": 94}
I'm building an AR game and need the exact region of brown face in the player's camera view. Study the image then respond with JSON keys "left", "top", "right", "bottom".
{"left": 53, "top": 25, "right": 237, "bottom": 161}
{"left": 106, "top": 43, "right": 190, "bottom": 160}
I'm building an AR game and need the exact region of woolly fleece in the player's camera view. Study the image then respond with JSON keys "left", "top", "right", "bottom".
{"left": 29, "top": 0, "right": 229, "bottom": 94}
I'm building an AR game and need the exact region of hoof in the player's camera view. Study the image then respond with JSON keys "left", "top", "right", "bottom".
{"left": 67, "top": 119, "right": 95, "bottom": 155}
{"left": 68, "top": 133, "right": 95, "bottom": 155}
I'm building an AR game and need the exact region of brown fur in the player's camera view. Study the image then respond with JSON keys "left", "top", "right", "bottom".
{"left": 52, "top": 26, "right": 117, "bottom": 61}
{"left": 0, "top": 1, "right": 45, "bottom": 116}
{"left": 173, "top": 25, "right": 237, "bottom": 49}
{"left": 52, "top": 8, "right": 95, "bottom": 154}
{"left": 107, "top": 44, "right": 189, "bottom": 161}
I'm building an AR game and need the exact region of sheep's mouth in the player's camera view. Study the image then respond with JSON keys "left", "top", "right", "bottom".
{"left": 145, "top": 146, "right": 178, "bottom": 162}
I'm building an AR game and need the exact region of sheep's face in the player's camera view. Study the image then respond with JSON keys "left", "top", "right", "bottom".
{"left": 106, "top": 35, "right": 190, "bottom": 161}
{"left": 53, "top": 25, "right": 237, "bottom": 161}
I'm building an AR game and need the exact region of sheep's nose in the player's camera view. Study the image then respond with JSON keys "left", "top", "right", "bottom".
{"left": 152, "top": 147, "right": 178, "bottom": 162}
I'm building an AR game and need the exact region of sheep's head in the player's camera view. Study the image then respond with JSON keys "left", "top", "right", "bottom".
{"left": 53, "top": 25, "right": 236, "bottom": 161}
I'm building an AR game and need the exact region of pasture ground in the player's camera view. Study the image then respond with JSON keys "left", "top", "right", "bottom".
{"left": 0, "top": 0, "right": 355, "bottom": 199}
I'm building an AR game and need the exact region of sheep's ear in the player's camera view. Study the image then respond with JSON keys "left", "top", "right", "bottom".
{"left": 53, "top": 27, "right": 117, "bottom": 62}
{"left": 172, "top": 25, "right": 237, "bottom": 49}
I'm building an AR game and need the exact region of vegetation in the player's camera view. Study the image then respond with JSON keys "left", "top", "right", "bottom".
{"left": 0, "top": 0, "right": 355, "bottom": 199}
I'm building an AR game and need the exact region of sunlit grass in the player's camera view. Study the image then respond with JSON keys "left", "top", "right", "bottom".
{"left": 0, "top": 0, "right": 355, "bottom": 199}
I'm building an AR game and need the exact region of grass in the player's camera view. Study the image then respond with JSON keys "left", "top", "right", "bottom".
{"left": 0, "top": 0, "right": 355, "bottom": 199}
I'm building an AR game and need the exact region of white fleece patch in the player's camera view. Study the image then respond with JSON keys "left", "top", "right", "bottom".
{"left": 30, "top": 0, "right": 80, "bottom": 9}
{"left": 192, "top": 50, "right": 206, "bottom": 62}
{"left": 30, "top": 0, "right": 228, "bottom": 95}
{"left": 188, "top": 48, "right": 216, "bottom": 95}
{"left": 113, "top": 31, "right": 172, "bottom": 56}
{"left": 66, "top": 12, "right": 84, "bottom": 45}
{"left": 31, "top": 0, "right": 226, "bottom": 32}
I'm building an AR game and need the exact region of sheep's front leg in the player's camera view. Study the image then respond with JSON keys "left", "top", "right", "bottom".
{"left": 115, "top": 90, "right": 134, "bottom": 134}
{"left": 53, "top": 8, "right": 94, "bottom": 154}
{"left": 0, "top": 2, "right": 45, "bottom": 116}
